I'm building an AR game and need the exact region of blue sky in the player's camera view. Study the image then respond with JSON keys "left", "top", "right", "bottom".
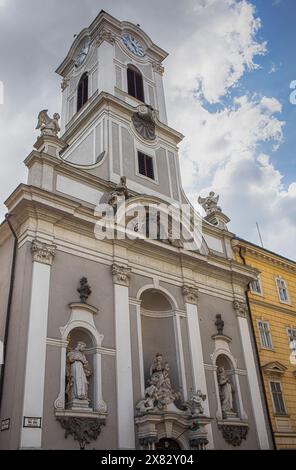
{"left": 203, "top": 0, "right": 296, "bottom": 186}
{"left": 246, "top": 0, "right": 296, "bottom": 185}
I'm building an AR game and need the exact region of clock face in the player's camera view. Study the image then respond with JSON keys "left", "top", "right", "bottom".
{"left": 75, "top": 38, "right": 91, "bottom": 67}
{"left": 122, "top": 34, "right": 145, "bottom": 57}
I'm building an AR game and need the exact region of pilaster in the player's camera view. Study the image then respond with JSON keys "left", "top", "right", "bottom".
{"left": 112, "top": 264, "right": 135, "bottom": 448}
{"left": 20, "top": 240, "right": 56, "bottom": 448}
{"left": 182, "top": 285, "right": 214, "bottom": 449}
{"left": 233, "top": 299, "right": 271, "bottom": 449}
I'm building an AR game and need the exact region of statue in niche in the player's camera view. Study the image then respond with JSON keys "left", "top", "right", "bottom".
{"left": 217, "top": 366, "right": 235, "bottom": 418}
{"left": 136, "top": 353, "right": 180, "bottom": 414}
{"left": 36, "top": 109, "right": 60, "bottom": 137}
{"left": 66, "top": 341, "right": 92, "bottom": 405}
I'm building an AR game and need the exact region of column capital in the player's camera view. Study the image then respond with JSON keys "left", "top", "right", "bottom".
{"left": 182, "top": 285, "right": 199, "bottom": 304}
{"left": 112, "top": 263, "right": 131, "bottom": 287}
{"left": 96, "top": 29, "right": 116, "bottom": 46}
{"left": 152, "top": 61, "right": 164, "bottom": 75}
{"left": 233, "top": 300, "right": 248, "bottom": 318}
{"left": 31, "top": 239, "right": 56, "bottom": 266}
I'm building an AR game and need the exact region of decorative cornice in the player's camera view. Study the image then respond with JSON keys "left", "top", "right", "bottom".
{"left": 234, "top": 240, "right": 296, "bottom": 272}
{"left": 182, "top": 285, "right": 199, "bottom": 304}
{"left": 152, "top": 61, "right": 164, "bottom": 75}
{"left": 249, "top": 297, "right": 296, "bottom": 316}
{"left": 31, "top": 239, "right": 56, "bottom": 266}
{"left": 112, "top": 263, "right": 131, "bottom": 286}
{"left": 233, "top": 300, "right": 248, "bottom": 318}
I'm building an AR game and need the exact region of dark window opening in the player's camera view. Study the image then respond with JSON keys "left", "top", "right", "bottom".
{"left": 270, "top": 381, "right": 287, "bottom": 415}
{"left": 77, "top": 72, "right": 89, "bottom": 112}
{"left": 127, "top": 67, "right": 144, "bottom": 102}
{"left": 138, "top": 152, "right": 154, "bottom": 180}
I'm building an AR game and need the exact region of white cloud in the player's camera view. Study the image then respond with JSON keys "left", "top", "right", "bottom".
{"left": 164, "top": 0, "right": 295, "bottom": 259}
{"left": 166, "top": 0, "right": 266, "bottom": 103}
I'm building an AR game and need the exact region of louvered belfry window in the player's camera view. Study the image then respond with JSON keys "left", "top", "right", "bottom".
{"left": 127, "top": 67, "right": 144, "bottom": 102}
{"left": 77, "top": 72, "right": 89, "bottom": 112}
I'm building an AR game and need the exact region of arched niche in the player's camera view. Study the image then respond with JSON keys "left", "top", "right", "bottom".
{"left": 66, "top": 327, "right": 95, "bottom": 409}
{"left": 216, "top": 354, "right": 238, "bottom": 418}
{"left": 54, "top": 303, "right": 107, "bottom": 415}
{"left": 139, "top": 288, "right": 181, "bottom": 396}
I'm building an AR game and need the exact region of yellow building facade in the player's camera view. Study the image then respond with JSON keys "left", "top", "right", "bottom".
{"left": 233, "top": 239, "right": 296, "bottom": 449}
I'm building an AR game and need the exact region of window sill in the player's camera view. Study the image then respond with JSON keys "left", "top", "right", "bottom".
{"left": 259, "top": 346, "right": 275, "bottom": 352}
{"left": 250, "top": 291, "right": 263, "bottom": 297}
{"left": 278, "top": 300, "right": 292, "bottom": 306}
{"left": 136, "top": 171, "right": 159, "bottom": 186}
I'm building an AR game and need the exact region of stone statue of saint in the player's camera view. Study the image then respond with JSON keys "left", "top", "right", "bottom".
{"left": 217, "top": 366, "right": 234, "bottom": 417}
{"left": 66, "top": 341, "right": 91, "bottom": 402}
{"left": 135, "top": 353, "right": 179, "bottom": 414}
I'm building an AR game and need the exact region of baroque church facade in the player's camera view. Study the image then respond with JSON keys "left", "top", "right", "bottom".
{"left": 0, "top": 11, "right": 273, "bottom": 450}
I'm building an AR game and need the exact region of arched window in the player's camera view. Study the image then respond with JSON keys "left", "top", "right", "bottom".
{"left": 127, "top": 66, "right": 144, "bottom": 102}
{"left": 77, "top": 72, "right": 88, "bottom": 112}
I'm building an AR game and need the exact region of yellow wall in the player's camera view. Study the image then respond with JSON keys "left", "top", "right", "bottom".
{"left": 235, "top": 243, "right": 296, "bottom": 449}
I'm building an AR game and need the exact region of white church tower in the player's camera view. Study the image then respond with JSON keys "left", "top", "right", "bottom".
{"left": 0, "top": 10, "right": 273, "bottom": 450}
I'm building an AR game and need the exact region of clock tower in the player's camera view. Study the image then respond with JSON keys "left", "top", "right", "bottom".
{"left": 0, "top": 10, "right": 273, "bottom": 450}
{"left": 56, "top": 10, "right": 184, "bottom": 208}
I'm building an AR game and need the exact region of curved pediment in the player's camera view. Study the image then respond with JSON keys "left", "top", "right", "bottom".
{"left": 114, "top": 194, "right": 209, "bottom": 255}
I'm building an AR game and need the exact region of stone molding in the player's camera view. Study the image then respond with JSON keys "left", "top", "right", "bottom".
{"left": 112, "top": 263, "right": 131, "bottom": 286}
{"left": 182, "top": 285, "right": 199, "bottom": 304}
{"left": 56, "top": 415, "right": 106, "bottom": 450}
{"left": 218, "top": 423, "right": 249, "bottom": 447}
{"left": 96, "top": 29, "right": 116, "bottom": 46}
{"left": 31, "top": 239, "right": 56, "bottom": 266}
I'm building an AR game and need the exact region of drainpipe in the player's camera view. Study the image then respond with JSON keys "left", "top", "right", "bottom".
{"left": 0, "top": 214, "right": 18, "bottom": 413}
{"left": 237, "top": 244, "right": 276, "bottom": 450}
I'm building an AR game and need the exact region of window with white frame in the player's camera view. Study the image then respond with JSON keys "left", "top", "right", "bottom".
{"left": 270, "top": 381, "right": 287, "bottom": 415}
{"left": 258, "top": 320, "right": 273, "bottom": 349}
{"left": 287, "top": 327, "right": 296, "bottom": 356}
{"left": 287, "top": 327, "right": 296, "bottom": 341}
{"left": 250, "top": 276, "right": 262, "bottom": 295}
{"left": 276, "top": 277, "right": 290, "bottom": 303}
